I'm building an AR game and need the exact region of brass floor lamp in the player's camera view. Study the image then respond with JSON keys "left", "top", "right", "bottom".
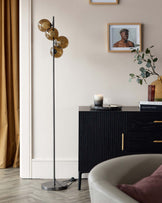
{"left": 38, "top": 17, "right": 69, "bottom": 191}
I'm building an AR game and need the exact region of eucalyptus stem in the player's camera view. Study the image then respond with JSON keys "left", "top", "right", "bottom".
{"left": 150, "top": 53, "right": 161, "bottom": 80}
{"left": 129, "top": 46, "right": 161, "bottom": 85}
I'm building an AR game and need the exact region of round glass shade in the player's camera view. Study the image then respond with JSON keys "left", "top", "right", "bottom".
{"left": 45, "top": 28, "right": 59, "bottom": 40}
{"left": 38, "top": 19, "right": 51, "bottom": 32}
{"left": 50, "top": 46, "right": 63, "bottom": 58}
{"left": 54, "top": 39, "right": 61, "bottom": 47}
{"left": 57, "top": 36, "right": 69, "bottom": 49}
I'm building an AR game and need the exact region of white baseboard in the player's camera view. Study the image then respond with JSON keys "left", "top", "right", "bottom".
{"left": 31, "top": 159, "right": 88, "bottom": 179}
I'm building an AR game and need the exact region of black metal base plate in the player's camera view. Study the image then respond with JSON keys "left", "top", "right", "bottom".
{"left": 41, "top": 180, "right": 68, "bottom": 191}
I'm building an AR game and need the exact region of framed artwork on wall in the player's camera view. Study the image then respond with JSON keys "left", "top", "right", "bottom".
{"left": 107, "top": 23, "right": 142, "bottom": 52}
{"left": 90, "top": 0, "right": 118, "bottom": 5}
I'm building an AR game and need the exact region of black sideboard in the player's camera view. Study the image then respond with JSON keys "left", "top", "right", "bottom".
{"left": 78, "top": 106, "right": 162, "bottom": 190}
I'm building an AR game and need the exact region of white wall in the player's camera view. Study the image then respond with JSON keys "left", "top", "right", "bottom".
{"left": 20, "top": 0, "right": 162, "bottom": 178}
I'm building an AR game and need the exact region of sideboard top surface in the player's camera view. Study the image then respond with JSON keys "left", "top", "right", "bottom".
{"left": 79, "top": 106, "right": 139, "bottom": 112}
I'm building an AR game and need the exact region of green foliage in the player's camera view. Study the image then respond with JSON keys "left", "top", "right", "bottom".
{"left": 146, "top": 61, "right": 151, "bottom": 68}
{"left": 129, "top": 73, "right": 135, "bottom": 77}
{"left": 139, "top": 67, "right": 145, "bottom": 72}
{"left": 146, "top": 71, "right": 150, "bottom": 77}
{"left": 137, "top": 78, "right": 143, "bottom": 85}
{"left": 153, "top": 58, "right": 158, "bottom": 62}
{"left": 145, "top": 48, "right": 150, "bottom": 54}
{"left": 129, "top": 45, "right": 160, "bottom": 85}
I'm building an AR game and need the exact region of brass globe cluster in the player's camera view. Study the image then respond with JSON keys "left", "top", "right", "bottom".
{"left": 38, "top": 19, "right": 68, "bottom": 58}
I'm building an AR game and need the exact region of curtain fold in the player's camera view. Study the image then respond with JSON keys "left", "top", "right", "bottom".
{"left": 0, "top": 0, "right": 19, "bottom": 168}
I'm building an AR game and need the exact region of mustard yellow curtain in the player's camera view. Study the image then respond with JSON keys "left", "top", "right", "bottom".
{"left": 0, "top": 0, "right": 19, "bottom": 168}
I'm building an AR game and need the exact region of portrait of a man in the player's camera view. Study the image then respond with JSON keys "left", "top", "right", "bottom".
{"left": 113, "top": 29, "right": 134, "bottom": 48}
{"left": 108, "top": 23, "right": 142, "bottom": 52}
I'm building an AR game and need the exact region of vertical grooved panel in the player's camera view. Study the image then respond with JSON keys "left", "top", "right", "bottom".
{"left": 79, "top": 109, "right": 126, "bottom": 173}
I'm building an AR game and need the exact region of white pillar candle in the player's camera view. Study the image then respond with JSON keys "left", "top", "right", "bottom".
{"left": 94, "top": 94, "right": 103, "bottom": 101}
{"left": 94, "top": 94, "right": 103, "bottom": 107}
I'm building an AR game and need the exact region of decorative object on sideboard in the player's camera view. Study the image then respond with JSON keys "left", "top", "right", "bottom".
{"left": 91, "top": 94, "right": 121, "bottom": 110}
{"left": 107, "top": 23, "right": 142, "bottom": 52}
{"left": 91, "top": 104, "right": 122, "bottom": 111}
{"left": 129, "top": 45, "right": 162, "bottom": 101}
{"left": 89, "top": 0, "right": 118, "bottom": 5}
{"left": 140, "top": 101, "right": 162, "bottom": 111}
{"left": 148, "top": 85, "right": 155, "bottom": 101}
{"left": 151, "top": 76, "right": 162, "bottom": 101}
{"left": 38, "top": 17, "right": 69, "bottom": 191}
{"left": 94, "top": 94, "right": 103, "bottom": 107}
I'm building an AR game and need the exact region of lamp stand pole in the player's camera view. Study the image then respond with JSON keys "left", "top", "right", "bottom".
{"left": 41, "top": 16, "right": 68, "bottom": 191}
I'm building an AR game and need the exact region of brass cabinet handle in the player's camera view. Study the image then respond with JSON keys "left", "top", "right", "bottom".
{"left": 153, "top": 121, "right": 162, "bottom": 123}
{"left": 153, "top": 140, "right": 162, "bottom": 143}
{"left": 122, "top": 133, "right": 124, "bottom": 151}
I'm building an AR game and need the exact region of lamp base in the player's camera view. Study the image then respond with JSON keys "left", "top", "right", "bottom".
{"left": 41, "top": 180, "right": 68, "bottom": 191}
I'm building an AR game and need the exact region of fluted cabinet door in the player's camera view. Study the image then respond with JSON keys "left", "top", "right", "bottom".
{"left": 79, "top": 111, "right": 126, "bottom": 173}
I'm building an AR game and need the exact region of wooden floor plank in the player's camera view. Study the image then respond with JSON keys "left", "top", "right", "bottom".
{"left": 0, "top": 168, "right": 90, "bottom": 203}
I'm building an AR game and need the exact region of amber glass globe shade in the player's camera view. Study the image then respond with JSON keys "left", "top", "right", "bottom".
{"left": 50, "top": 46, "right": 63, "bottom": 58}
{"left": 57, "top": 36, "right": 69, "bottom": 49}
{"left": 38, "top": 19, "right": 51, "bottom": 32}
{"left": 45, "top": 28, "right": 59, "bottom": 40}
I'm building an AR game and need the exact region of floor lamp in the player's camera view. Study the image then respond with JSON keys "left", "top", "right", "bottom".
{"left": 38, "top": 17, "right": 69, "bottom": 191}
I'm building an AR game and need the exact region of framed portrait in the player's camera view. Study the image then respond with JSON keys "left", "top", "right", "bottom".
{"left": 90, "top": 0, "right": 118, "bottom": 5}
{"left": 107, "top": 23, "right": 142, "bottom": 52}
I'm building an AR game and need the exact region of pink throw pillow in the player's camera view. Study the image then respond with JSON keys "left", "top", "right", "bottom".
{"left": 117, "top": 165, "right": 162, "bottom": 203}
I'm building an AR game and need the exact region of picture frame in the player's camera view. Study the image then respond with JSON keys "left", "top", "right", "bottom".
{"left": 107, "top": 23, "right": 142, "bottom": 52}
{"left": 89, "top": 0, "right": 118, "bottom": 5}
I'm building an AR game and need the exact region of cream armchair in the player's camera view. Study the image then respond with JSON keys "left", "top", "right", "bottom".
{"left": 88, "top": 154, "right": 162, "bottom": 203}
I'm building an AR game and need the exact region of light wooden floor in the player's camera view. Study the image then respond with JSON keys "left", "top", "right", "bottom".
{"left": 0, "top": 168, "right": 91, "bottom": 203}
